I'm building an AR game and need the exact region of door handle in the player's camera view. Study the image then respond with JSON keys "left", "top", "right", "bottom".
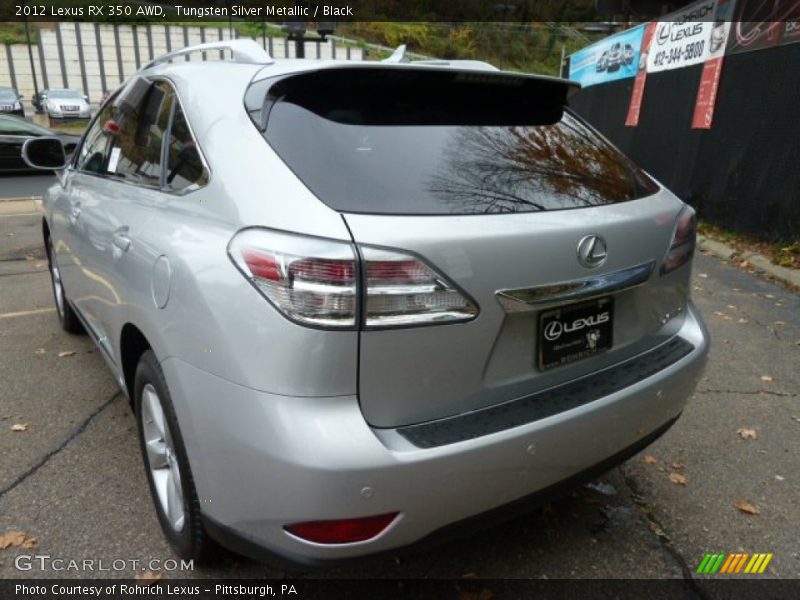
{"left": 68, "top": 204, "right": 81, "bottom": 223}
{"left": 112, "top": 232, "right": 132, "bottom": 252}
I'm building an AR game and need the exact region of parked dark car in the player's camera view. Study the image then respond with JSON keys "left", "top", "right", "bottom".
{"left": 0, "top": 87, "right": 25, "bottom": 118}
{"left": 0, "top": 114, "right": 80, "bottom": 172}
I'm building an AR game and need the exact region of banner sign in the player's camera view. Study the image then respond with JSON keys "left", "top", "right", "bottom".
{"left": 625, "top": 22, "right": 657, "bottom": 127}
{"left": 727, "top": 0, "right": 800, "bottom": 54}
{"left": 568, "top": 25, "right": 645, "bottom": 87}
{"left": 646, "top": 0, "right": 734, "bottom": 73}
{"left": 692, "top": 0, "right": 735, "bottom": 128}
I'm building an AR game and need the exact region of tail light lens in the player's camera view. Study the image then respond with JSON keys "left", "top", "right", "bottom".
{"left": 228, "top": 229, "right": 358, "bottom": 328}
{"left": 361, "top": 247, "right": 478, "bottom": 328}
{"left": 228, "top": 229, "right": 478, "bottom": 330}
{"left": 661, "top": 206, "right": 696, "bottom": 275}
{"left": 284, "top": 512, "right": 399, "bottom": 544}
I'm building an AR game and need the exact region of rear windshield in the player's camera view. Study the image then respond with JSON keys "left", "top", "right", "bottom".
{"left": 248, "top": 67, "right": 657, "bottom": 215}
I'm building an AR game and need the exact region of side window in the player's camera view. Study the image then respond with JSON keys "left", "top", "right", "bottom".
{"left": 165, "top": 104, "right": 208, "bottom": 192}
{"left": 109, "top": 82, "right": 173, "bottom": 187}
{"left": 76, "top": 101, "right": 116, "bottom": 174}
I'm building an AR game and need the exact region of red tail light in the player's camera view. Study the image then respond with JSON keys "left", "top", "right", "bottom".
{"left": 228, "top": 229, "right": 478, "bottom": 330}
{"left": 284, "top": 512, "right": 399, "bottom": 544}
{"left": 229, "top": 229, "right": 358, "bottom": 328}
{"left": 661, "top": 206, "right": 696, "bottom": 275}
{"left": 361, "top": 247, "right": 478, "bottom": 328}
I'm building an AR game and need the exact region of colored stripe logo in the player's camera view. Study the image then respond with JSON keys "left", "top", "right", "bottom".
{"left": 696, "top": 552, "right": 773, "bottom": 574}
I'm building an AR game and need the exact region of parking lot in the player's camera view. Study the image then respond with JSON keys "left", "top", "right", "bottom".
{"left": 0, "top": 191, "right": 798, "bottom": 582}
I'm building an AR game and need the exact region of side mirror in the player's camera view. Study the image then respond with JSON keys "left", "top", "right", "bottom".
{"left": 22, "top": 137, "right": 67, "bottom": 170}
{"left": 18, "top": 93, "right": 24, "bottom": 99}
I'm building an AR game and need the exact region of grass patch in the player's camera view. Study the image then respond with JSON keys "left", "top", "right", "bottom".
{"left": 0, "top": 23, "right": 33, "bottom": 45}
{"left": 46, "top": 120, "right": 89, "bottom": 134}
{"left": 337, "top": 22, "right": 599, "bottom": 76}
{"left": 698, "top": 221, "right": 799, "bottom": 269}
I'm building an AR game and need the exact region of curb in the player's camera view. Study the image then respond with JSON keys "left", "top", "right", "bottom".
{"left": 697, "top": 234, "right": 800, "bottom": 288}
{"left": 0, "top": 198, "right": 42, "bottom": 215}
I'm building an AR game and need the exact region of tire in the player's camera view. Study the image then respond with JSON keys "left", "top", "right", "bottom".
{"left": 134, "top": 349, "right": 211, "bottom": 562}
{"left": 46, "top": 235, "right": 84, "bottom": 334}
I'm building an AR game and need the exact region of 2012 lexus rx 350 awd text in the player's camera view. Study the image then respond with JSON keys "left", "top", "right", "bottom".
{"left": 23, "top": 40, "right": 709, "bottom": 565}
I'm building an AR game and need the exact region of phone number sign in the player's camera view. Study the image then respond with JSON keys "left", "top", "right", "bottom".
{"left": 646, "top": 0, "right": 728, "bottom": 73}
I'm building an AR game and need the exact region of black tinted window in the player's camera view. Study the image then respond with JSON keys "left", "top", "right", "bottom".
{"left": 76, "top": 101, "right": 115, "bottom": 174}
{"left": 109, "top": 82, "right": 173, "bottom": 186}
{"left": 255, "top": 68, "right": 657, "bottom": 215}
{"left": 165, "top": 105, "right": 208, "bottom": 192}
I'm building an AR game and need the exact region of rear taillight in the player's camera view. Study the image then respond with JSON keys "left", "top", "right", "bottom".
{"left": 360, "top": 247, "right": 478, "bottom": 328}
{"left": 284, "top": 512, "right": 399, "bottom": 544}
{"left": 661, "top": 206, "right": 696, "bottom": 275}
{"left": 228, "top": 229, "right": 478, "bottom": 329}
{"left": 229, "top": 229, "right": 358, "bottom": 328}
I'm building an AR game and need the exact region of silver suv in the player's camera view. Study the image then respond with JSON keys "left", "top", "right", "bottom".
{"left": 24, "top": 40, "right": 709, "bottom": 566}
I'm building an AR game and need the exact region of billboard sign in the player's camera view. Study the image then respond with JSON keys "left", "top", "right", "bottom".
{"left": 569, "top": 25, "right": 645, "bottom": 87}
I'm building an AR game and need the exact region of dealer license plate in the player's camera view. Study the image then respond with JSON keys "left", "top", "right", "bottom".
{"left": 538, "top": 297, "right": 614, "bottom": 370}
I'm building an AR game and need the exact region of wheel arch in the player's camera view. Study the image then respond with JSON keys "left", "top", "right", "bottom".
{"left": 120, "top": 323, "right": 152, "bottom": 409}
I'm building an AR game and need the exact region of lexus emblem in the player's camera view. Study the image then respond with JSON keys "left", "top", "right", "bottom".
{"left": 577, "top": 235, "right": 608, "bottom": 269}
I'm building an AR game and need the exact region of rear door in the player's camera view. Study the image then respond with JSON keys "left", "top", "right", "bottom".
{"left": 255, "top": 66, "right": 690, "bottom": 428}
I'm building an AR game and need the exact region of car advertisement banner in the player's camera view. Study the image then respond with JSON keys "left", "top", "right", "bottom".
{"left": 692, "top": 0, "right": 735, "bottom": 129}
{"left": 625, "top": 22, "right": 657, "bottom": 127}
{"left": 726, "top": 0, "right": 800, "bottom": 54}
{"left": 646, "top": 0, "right": 734, "bottom": 73}
{"left": 568, "top": 25, "right": 645, "bottom": 87}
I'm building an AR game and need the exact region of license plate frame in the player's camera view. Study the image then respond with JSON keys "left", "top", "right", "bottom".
{"left": 538, "top": 296, "right": 614, "bottom": 371}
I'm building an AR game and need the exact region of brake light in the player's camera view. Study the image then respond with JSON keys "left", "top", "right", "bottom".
{"left": 228, "top": 229, "right": 478, "bottom": 330}
{"left": 361, "top": 247, "right": 478, "bottom": 328}
{"left": 229, "top": 229, "right": 358, "bottom": 328}
{"left": 661, "top": 206, "right": 696, "bottom": 275}
{"left": 284, "top": 512, "right": 399, "bottom": 544}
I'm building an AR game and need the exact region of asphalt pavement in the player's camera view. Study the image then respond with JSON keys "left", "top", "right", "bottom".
{"left": 0, "top": 205, "right": 798, "bottom": 585}
{"left": 0, "top": 175, "right": 57, "bottom": 200}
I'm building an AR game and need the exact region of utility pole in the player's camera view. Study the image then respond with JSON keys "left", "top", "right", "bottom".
{"left": 282, "top": 1, "right": 335, "bottom": 59}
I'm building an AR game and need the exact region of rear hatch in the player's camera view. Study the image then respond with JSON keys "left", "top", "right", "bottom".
{"left": 251, "top": 65, "right": 691, "bottom": 428}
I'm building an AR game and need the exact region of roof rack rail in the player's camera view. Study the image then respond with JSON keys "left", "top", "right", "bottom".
{"left": 140, "top": 39, "right": 272, "bottom": 71}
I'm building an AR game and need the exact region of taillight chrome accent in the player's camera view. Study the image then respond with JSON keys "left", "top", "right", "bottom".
{"left": 361, "top": 247, "right": 478, "bottom": 328}
{"left": 228, "top": 229, "right": 478, "bottom": 330}
{"left": 228, "top": 229, "right": 358, "bottom": 328}
{"left": 661, "top": 206, "right": 696, "bottom": 275}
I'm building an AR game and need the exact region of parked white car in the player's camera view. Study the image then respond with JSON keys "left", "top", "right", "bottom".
{"left": 42, "top": 88, "right": 92, "bottom": 120}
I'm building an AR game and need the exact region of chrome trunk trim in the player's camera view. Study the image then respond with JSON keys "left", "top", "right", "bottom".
{"left": 496, "top": 261, "right": 655, "bottom": 312}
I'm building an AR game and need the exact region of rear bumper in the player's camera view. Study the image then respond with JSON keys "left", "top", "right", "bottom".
{"left": 163, "top": 302, "right": 709, "bottom": 565}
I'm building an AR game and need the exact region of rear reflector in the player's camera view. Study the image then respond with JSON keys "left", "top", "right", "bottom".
{"left": 284, "top": 512, "right": 399, "bottom": 544}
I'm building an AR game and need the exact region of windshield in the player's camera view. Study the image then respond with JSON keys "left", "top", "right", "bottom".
{"left": 48, "top": 90, "right": 83, "bottom": 100}
{"left": 251, "top": 67, "right": 657, "bottom": 215}
{"left": 0, "top": 90, "right": 17, "bottom": 102}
